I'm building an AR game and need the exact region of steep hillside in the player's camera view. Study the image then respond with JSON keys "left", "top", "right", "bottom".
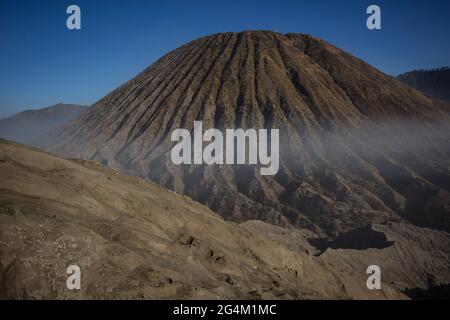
{"left": 0, "top": 138, "right": 402, "bottom": 299}
{"left": 2, "top": 139, "right": 450, "bottom": 299}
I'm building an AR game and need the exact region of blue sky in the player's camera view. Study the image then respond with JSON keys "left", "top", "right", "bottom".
{"left": 1, "top": 0, "right": 449, "bottom": 117}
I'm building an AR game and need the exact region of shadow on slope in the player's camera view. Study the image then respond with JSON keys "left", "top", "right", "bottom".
{"left": 308, "top": 225, "right": 395, "bottom": 255}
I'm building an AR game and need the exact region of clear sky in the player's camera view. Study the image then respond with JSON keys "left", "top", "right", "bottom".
{"left": 1, "top": 0, "right": 449, "bottom": 117}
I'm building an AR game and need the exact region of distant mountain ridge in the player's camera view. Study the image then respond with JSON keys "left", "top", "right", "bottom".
{"left": 0, "top": 103, "right": 88, "bottom": 144}
{"left": 398, "top": 67, "right": 450, "bottom": 102}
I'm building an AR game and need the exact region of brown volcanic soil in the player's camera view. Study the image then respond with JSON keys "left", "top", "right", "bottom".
{"left": 37, "top": 31, "right": 450, "bottom": 236}
{"left": 2, "top": 139, "right": 450, "bottom": 299}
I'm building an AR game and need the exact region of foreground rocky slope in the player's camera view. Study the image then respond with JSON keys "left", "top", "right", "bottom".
{"left": 1, "top": 139, "right": 450, "bottom": 299}
{"left": 37, "top": 31, "right": 450, "bottom": 236}
{"left": 0, "top": 104, "right": 87, "bottom": 144}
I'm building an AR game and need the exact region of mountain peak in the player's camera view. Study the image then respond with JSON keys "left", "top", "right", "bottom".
{"left": 37, "top": 32, "right": 450, "bottom": 236}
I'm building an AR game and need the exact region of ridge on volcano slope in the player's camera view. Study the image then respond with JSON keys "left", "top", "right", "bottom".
{"left": 37, "top": 31, "right": 450, "bottom": 236}
{"left": 2, "top": 139, "right": 450, "bottom": 299}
